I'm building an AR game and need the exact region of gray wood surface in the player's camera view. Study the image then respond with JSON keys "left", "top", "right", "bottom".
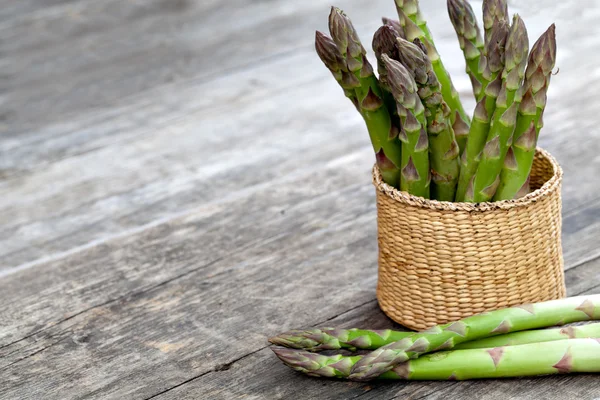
{"left": 1, "top": 0, "right": 599, "bottom": 398}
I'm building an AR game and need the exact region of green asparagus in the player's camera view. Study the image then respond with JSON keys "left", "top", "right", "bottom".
{"left": 455, "top": 20, "right": 509, "bottom": 201}
{"left": 270, "top": 323, "right": 600, "bottom": 352}
{"left": 372, "top": 24, "right": 404, "bottom": 144}
{"left": 396, "top": 38, "right": 460, "bottom": 201}
{"left": 273, "top": 339, "right": 600, "bottom": 380}
{"left": 494, "top": 24, "right": 556, "bottom": 200}
{"left": 469, "top": 15, "right": 529, "bottom": 202}
{"left": 322, "top": 8, "right": 404, "bottom": 187}
{"left": 348, "top": 295, "right": 600, "bottom": 381}
{"left": 396, "top": 5, "right": 471, "bottom": 153}
{"left": 382, "top": 54, "right": 430, "bottom": 198}
{"left": 447, "top": 0, "right": 485, "bottom": 99}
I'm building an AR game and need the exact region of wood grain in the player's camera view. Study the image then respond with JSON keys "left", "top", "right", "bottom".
{"left": 1, "top": 0, "right": 600, "bottom": 399}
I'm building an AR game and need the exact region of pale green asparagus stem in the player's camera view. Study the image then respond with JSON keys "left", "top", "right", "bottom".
{"left": 347, "top": 295, "right": 600, "bottom": 381}
{"left": 273, "top": 339, "right": 600, "bottom": 380}
{"left": 325, "top": 8, "right": 404, "bottom": 188}
{"left": 447, "top": 0, "right": 485, "bottom": 98}
{"left": 455, "top": 20, "right": 509, "bottom": 201}
{"left": 494, "top": 24, "right": 556, "bottom": 200}
{"left": 469, "top": 15, "right": 529, "bottom": 202}
{"left": 270, "top": 323, "right": 600, "bottom": 352}
{"left": 396, "top": 6, "right": 471, "bottom": 153}
{"left": 396, "top": 38, "right": 460, "bottom": 201}
{"left": 382, "top": 55, "right": 430, "bottom": 198}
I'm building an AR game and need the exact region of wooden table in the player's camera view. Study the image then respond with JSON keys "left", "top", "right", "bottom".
{"left": 1, "top": 0, "right": 599, "bottom": 398}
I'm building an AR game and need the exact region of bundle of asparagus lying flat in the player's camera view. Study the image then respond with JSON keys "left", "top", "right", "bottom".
{"left": 270, "top": 295, "right": 600, "bottom": 381}
{"left": 315, "top": 0, "right": 556, "bottom": 202}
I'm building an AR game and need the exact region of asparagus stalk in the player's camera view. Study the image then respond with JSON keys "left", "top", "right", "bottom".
{"left": 347, "top": 295, "right": 600, "bottom": 381}
{"left": 494, "top": 24, "right": 557, "bottom": 200}
{"left": 372, "top": 24, "right": 404, "bottom": 144}
{"left": 455, "top": 20, "right": 509, "bottom": 201}
{"left": 396, "top": 38, "right": 460, "bottom": 201}
{"left": 468, "top": 15, "right": 529, "bottom": 202}
{"left": 396, "top": 5, "right": 471, "bottom": 153}
{"left": 483, "top": 0, "right": 509, "bottom": 47}
{"left": 270, "top": 323, "right": 600, "bottom": 352}
{"left": 388, "top": 339, "right": 600, "bottom": 380}
{"left": 273, "top": 339, "right": 600, "bottom": 380}
{"left": 447, "top": 0, "right": 485, "bottom": 99}
{"left": 321, "top": 8, "right": 403, "bottom": 187}
{"left": 382, "top": 55, "right": 430, "bottom": 198}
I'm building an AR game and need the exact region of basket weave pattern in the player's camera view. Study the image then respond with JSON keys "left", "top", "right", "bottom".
{"left": 373, "top": 148, "right": 566, "bottom": 330}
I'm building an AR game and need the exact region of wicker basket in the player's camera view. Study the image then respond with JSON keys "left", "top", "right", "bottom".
{"left": 373, "top": 148, "right": 565, "bottom": 330}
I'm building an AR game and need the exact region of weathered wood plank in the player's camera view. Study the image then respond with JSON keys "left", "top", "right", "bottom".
{"left": 0, "top": 154, "right": 376, "bottom": 347}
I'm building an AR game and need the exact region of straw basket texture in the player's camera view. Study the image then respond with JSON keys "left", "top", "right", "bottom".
{"left": 373, "top": 148, "right": 565, "bottom": 330}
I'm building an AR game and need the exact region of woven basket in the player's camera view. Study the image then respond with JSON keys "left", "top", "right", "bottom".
{"left": 373, "top": 148, "right": 565, "bottom": 330}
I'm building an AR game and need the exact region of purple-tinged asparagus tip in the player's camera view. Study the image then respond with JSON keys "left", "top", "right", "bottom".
{"left": 396, "top": 37, "right": 429, "bottom": 84}
{"left": 373, "top": 25, "right": 400, "bottom": 61}
{"left": 483, "top": 0, "right": 509, "bottom": 31}
{"left": 315, "top": 31, "right": 345, "bottom": 73}
{"left": 382, "top": 17, "right": 406, "bottom": 39}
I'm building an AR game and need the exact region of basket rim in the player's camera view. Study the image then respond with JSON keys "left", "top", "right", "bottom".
{"left": 373, "top": 147, "right": 562, "bottom": 212}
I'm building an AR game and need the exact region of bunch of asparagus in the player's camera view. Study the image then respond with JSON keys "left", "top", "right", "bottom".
{"left": 316, "top": 0, "right": 556, "bottom": 202}
{"left": 270, "top": 295, "right": 600, "bottom": 380}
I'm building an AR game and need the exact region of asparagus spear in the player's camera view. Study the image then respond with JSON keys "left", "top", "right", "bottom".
{"left": 469, "top": 15, "right": 529, "bottom": 202}
{"left": 396, "top": 38, "right": 460, "bottom": 201}
{"left": 315, "top": 31, "right": 360, "bottom": 109}
{"left": 396, "top": 5, "right": 471, "bottom": 153}
{"left": 372, "top": 25, "right": 404, "bottom": 143}
{"left": 494, "top": 24, "right": 557, "bottom": 200}
{"left": 455, "top": 20, "right": 509, "bottom": 201}
{"left": 382, "top": 55, "right": 430, "bottom": 198}
{"left": 270, "top": 323, "right": 600, "bottom": 352}
{"left": 347, "top": 295, "right": 600, "bottom": 381}
{"left": 273, "top": 339, "right": 600, "bottom": 380}
{"left": 321, "top": 8, "right": 403, "bottom": 187}
{"left": 447, "top": 0, "right": 485, "bottom": 99}
{"left": 483, "top": 0, "right": 509, "bottom": 47}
